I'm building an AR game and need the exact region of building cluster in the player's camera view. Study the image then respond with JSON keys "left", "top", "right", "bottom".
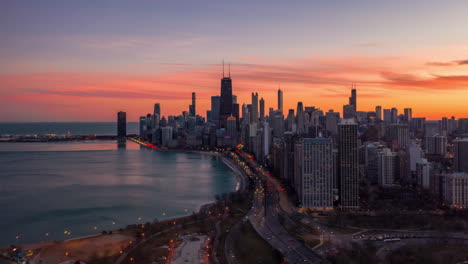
{"left": 117, "top": 67, "right": 468, "bottom": 210}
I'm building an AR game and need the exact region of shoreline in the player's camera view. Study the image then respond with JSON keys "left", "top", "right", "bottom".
{"left": 2, "top": 148, "right": 246, "bottom": 248}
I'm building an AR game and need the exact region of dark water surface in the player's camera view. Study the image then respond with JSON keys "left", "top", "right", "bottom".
{"left": 0, "top": 122, "right": 139, "bottom": 136}
{"left": 0, "top": 141, "right": 236, "bottom": 245}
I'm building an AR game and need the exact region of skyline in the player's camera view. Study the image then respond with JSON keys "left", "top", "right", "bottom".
{"left": 2, "top": 0, "right": 468, "bottom": 121}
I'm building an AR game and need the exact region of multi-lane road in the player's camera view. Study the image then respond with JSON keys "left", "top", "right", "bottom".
{"left": 236, "top": 151, "right": 324, "bottom": 264}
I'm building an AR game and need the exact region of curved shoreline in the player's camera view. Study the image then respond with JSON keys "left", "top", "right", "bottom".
{"left": 4, "top": 149, "right": 244, "bottom": 248}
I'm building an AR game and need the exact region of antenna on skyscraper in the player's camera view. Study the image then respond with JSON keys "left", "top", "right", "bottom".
{"left": 228, "top": 63, "right": 231, "bottom": 78}
{"left": 222, "top": 59, "right": 225, "bottom": 78}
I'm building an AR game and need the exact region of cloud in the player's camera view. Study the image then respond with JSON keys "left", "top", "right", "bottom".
{"left": 455, "top": 60, "right": 468, "bottom": 65}
{"left": 426, "top": 59, "right": 468, "bottom": 67}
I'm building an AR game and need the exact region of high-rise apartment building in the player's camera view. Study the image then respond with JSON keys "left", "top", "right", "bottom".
{"left": 454, "top": 139, "right": 468, "bottom": 173}
{"left": 338, "top": 119, "right": 359, "bottom": 209}
{"left": 298, "top": 138, "right": 336, "bottom": 210}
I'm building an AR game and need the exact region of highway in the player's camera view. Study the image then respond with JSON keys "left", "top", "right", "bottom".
{"left": 237, "top": 151, "right": 324, "bottom": 264}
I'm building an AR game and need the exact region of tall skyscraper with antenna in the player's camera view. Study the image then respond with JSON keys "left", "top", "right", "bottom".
{"left": 219, "top": 61, "right": 233, "bottom": 128}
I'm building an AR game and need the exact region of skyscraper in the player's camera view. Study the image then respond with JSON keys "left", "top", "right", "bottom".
{"left": 326, "top": 110, "right": 340, "bottom": 135}
{"left": 391, "top": 107, "right": 398, "bottom": 124}
{"left": 349, "top": 86, "right": 357, "bottom": 111}
{"left": 259, "top": 97, "right": 265, "bottom": 120}
{"left": 338, "top": 119, "right": 359, "bottom": 209}
{"left": 375, "top": 106, "right": 382, "bottom": 121}
{"left": 383, "top": 109, "right": 392, "bottom": 124}
{"left": 342, "top": 86, "right": 357, "bottom": 120}
{"left": 139, "top": 116, "right": 146, "bottom": 137}
{"left": 211, "top": 96, "right": 220, "bottom": 125}
{"left": 219, "top": 65, "right": 233, "bottom": 128}
{"left": 189, "top": 92, "right": 196, "bottom": 117}
{"left": 298, "top": 138, "right": 335, "bottom": 210}
{"left": 425, "top": 134, "right": 447, "bottom": 155}
{"left": 296, "top": 102, "right": 305, "bottom": 135}
{"left": 251, "top": 92, "right": 259, "bottom": 124}
{"left": 454, "top": 139, "right": 468, "bottom": 173}
{"left": 385, "top": 124, "right": 410, "bottom": 149}
{"left": 404, "top": 108, "right": 412, "bottom": 123}
{"left": 117, "top": 111, "right": 127, "bottom": 137}
{"left": 278, "top": 88, "right": 283, "bottom": 113}
{"left": 154, "top": 103, "right": 161, "bottom": 117}
{"left": 377, "top": 148, "right": 397, "bottom": 186}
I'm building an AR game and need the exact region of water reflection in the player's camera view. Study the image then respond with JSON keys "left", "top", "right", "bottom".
{"left": 0, "top": 141, "right": 236, "bottom": 245}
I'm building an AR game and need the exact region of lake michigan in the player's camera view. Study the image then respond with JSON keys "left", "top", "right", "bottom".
{"left": 0, "top": 140, "right": 236, "bottom": 245}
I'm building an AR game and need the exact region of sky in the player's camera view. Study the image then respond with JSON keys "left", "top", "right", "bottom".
{"left": 1, "top": 0, "right": 468, "bottom": 122}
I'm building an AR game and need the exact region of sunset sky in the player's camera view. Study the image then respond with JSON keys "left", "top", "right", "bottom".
{"left": 1, "top": 0, "right": 468, "bottom": 122}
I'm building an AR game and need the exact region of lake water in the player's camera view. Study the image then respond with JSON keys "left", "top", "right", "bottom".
{"left": 0, "top": 141, "right": 236, "bottom": 245}
{"left": 0, "top": 122, "right": 140, "bottom": 136}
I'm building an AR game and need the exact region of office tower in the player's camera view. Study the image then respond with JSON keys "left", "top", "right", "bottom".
{"left": 424, "top": 121, "right": 439, "bottom": 137}
{"left": 226, "top": 116, "right": 237, "bottom": 138}
{"left": 375, "top": 106, "right": 382, "bottom": 121}
{"left": 251, "top": 92, "right": 259, "bottom": 124}
{"left": 343, "top": 104, "right": 355, "bottom": 119}
{"left": 338, "top": 119, "right": 359, "bottom": 209}
{"left": 278, "top": 88, "right": 283, "bottom": 113}
{"left": 272, "top": 111, "right": 285, "bottom": 138}
{"left": 117, "top": 111, "right": 127, "bottom": 137}
{"left": 161, "top": 126, "right": 173, "bottom": 146}
{"left": 286, "top": 109, "right": 296, "bottom": 132}
{"left": 391, "top": 108, "right": 398, "bottom": 124}
{"left": 298, "top": 138, "right": 335, "bottom": 209}
{"left": 349, "top": 86, "right": 357, "bottom": 111}
{"left": 377, "top": 148, "right": 397, "bottom": 186}
{"left": 385, "top": 124, "right": 410, "bottom": 149}
{"left": 154, "top": 103, "right": 161, "bottom": 117}
{"left": 232, "top": 95, "right": 237, "bottom": 104}
{"left": 454, "top": 139, "right": 468, "bottom": 173}
{"left": 326, "top": 110, "right": 340, "bottom": 135}
{"left": 150, "top": 114, "right": 159, "bottom": 130}
{"left": 383, "top": 109, "right": 391, "bottom": 124}
{"left": 425, "top": 134, "right": 447, "bottom": 155}
{"left": 259, "top": 98, "right": 265, "bottom": 120}
{"left": 139, "top": 116, "right": 146, "bottom": 137}
{"left": 210, "top": 96, "right": 220, "bottom": 125}
{"left": 189, "top": 92, "right": 196, "bottom": 117}
{"left": 440, "top": 172, "right": 468, "bottom": 207}
{"left": 404, "top": 108, "right": 412, "bottom": 123}
{"left": 219, "top": 65, "right": 233, "bottom": 128}
{"left": 296, "top": 102, "right": 305, "bottom": 135}
{"left": 241, "top": 104, "right": 249, "bottom": 120}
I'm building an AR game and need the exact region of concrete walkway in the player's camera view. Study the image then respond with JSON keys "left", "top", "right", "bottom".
{"left": 171, "top": 234, "right": 208, "bottom": 264}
